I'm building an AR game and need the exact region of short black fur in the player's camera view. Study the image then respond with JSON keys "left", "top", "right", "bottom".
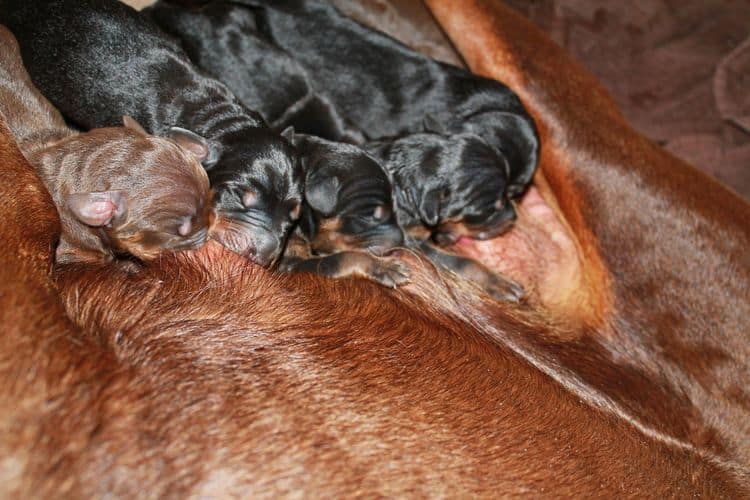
{"left": 0, "top": 0, "right": 304, "bottom": 266}
{"left": 149, "top": 0, "right": 538, "bottom": 245}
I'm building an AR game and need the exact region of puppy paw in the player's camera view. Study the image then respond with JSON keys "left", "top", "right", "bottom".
{"left": 100, "top": 258, "right": 142, "bottom": 275}
{"left": 484, "top": 273, "right": 525, "bottom": 303}
{"left": 277, "top": 251, "right": 410, "bottom": 288}
{"left": 365, "top": 257, "right": 411, "bottom": 288}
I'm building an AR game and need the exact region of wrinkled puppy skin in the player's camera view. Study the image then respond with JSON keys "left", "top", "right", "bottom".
{"left": 0, "top": 26, "right": 213, "bottom": 266}
{"left": 0, "top": 0, "right": 303, "bottom": 267}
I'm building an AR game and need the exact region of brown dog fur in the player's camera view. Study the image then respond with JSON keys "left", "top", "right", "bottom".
{"left": 0, "top": 119, "right": 747, "bottom": 496}
{"left": 427, "top": 0, "right": 750, "bottom": 467}
{"left": 0, "top": 1, "right": 749, "bottom": 496}
{"left": 0, "top": 25, "right": 213, "bottom": 264}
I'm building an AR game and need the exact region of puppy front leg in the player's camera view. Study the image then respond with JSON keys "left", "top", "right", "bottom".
{"left": 280, "top": 251, "right": 410, "bottom": 289}
{"left": 277, "top": 229, "right": 315, "bottom": 274}
{"left": 418, "top": 241, "right": 524, "bottom": 302}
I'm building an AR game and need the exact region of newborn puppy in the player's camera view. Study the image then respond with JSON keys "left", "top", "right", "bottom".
{"left": 0, "top": 0, "right": 303, "bottom": 267}
{"left": 367, "top": 133, "right": 518, "bottom": 245}
{"left": 284, "top": 133, "right": 516, "bottom": 299}
{"left": 367, "top": 135, "right": 523, "bottom": 301}
{"left": 144, "top": 0, "right": 365, "bottom": 144}
{"left": 280, "top": 133, "right": 409, "bottom": 288}
{"left": 0, "top": 25, "right": 212, "bottom": 265}
{"left": 221, "top": 0, "right": 539, "bottom": 241}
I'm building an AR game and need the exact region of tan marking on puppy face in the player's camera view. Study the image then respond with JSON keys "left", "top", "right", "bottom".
{"left": 404, "top": 224, "right": 433, "bottom": 243}
{"left": 435, "top": 218, "right": 473, "bottom": 239}
{"left": 308, "top": 216, "right": 389, "bottom": 255}
{"left": 310, "top": 217, "right": 348, "bottom": 254}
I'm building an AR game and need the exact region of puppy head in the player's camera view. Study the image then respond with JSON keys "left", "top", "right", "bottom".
{"left": 66, "top": 119, "right": 214, "bottom": 261}
{"left": 208, "top": 126, "right": 304, "bottom": 266}
{"left": 294, "top": 134, "right": 403, "bottom": 256}
{"left": 372, "top": 132, "right": 516, "bottom": 245}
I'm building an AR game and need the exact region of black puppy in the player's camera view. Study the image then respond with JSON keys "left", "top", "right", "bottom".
{"left": 145, "top": 0, "right": 522, "bottom": 299}
{"left": 222, "top": 0, "right": 539, "bottom": 243}
{"left": 0, "top": 0, "right": 303, "bottom": 266}
{"left": 145, "top": 0, "right": 365, "bottom": 144}
{"left": 285, "top": 132, "right": 519, "bottom": 299}
{"left": 367, "top": 133, "right": 518, "bottom": 245}
{"left": 368, "top": 134, "right": 523, "bottom": 300}
{"left": 280, "top": 133, "right": 409, "bottom": 288}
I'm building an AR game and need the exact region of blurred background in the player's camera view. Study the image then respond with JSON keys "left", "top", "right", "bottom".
{"left": 506, "top": 0, "right": 750, "bottom": 200}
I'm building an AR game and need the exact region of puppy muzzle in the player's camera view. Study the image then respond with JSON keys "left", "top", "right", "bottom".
{"left": 433, "top": 203, "right": 517, "bottom": 245}
{"left": 211, "top": 217, "right": 283, "bottom": 267}
{"left": 355, "top": 224, "right": 405, "bottom": 255}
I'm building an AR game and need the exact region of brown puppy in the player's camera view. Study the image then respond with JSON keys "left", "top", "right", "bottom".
{"left": 0, "top": 25, "right": 213, "bottom": 265}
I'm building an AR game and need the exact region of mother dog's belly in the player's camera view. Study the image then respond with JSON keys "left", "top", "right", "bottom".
{"left": 457, "top": 186, "right": 578, "bottom": 303}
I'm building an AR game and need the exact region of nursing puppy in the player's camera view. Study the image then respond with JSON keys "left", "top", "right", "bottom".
{"left": 363, "top": 135, "right": 523, "bottom": 300}
{"left": 280, "top": 133, "right": 409, "bottom": 287}
{"left": 0, "top": 25, "right": 212, "bottom": 265}
{"left": 0, "top": 0, "right": 303, "bottom": 266}
{"left": 214, "top": 0, "right": 538, "bottom": 242}
{"left": 144, "top": 0, "right": 522, "bottom": 298}
{"left": 367, "top": 133, "right": 518, "bottom": 245}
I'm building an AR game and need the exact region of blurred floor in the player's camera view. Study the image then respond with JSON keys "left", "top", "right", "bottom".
{"left": 504, "top": 0, "right": 750, "bottom": 200}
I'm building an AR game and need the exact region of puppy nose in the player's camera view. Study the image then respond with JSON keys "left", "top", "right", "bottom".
{"left": 178, "top": 217, "right": 192, "bottom": 236}
{"left": 477, "top": 204, "right": 517, "bottom": 240}
{"left": 247, "top": 232, "right": 281, "bottom": 267}
{"left": 507, "top": 184, "right": 526, "bottom": 199}
{"left": 498, "top": 202, "right": 517, "bottom": 224}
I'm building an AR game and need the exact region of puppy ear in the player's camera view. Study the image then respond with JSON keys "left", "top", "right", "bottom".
{"left": 67, "top": 191, "right": 128, "bottom": 227}
{"left": 122, "top": 115, "right": 149, "bottom": 136}
{"left": 363, "top": 140, "right": 392, "bottom": 163}
{"left": 168, "top": 127, "right": 222, "bottom": 169}
{"left": 305, "top": 175, "right": 340, "bottom": 216}
{"left": 280, "top": 125, "right": 295, "bottom": 144}
{"left": 418, "top": 187, "right": 441, "bottom": 227}
{"left": 423, "top": 114, "right": 448, "bottom": 135}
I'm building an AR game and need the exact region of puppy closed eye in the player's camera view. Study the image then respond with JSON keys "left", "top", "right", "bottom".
{"left": 290, "top": 203, "right": 302, "bottom": 221}
{"left": 178, "top": 217, "right": 192, "bottom": 236}
{"left": 372, "top": 204, "right": 390, "bottom": 221}
{"left": 242, "top": 190, "right": 259, "bottom": 208}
